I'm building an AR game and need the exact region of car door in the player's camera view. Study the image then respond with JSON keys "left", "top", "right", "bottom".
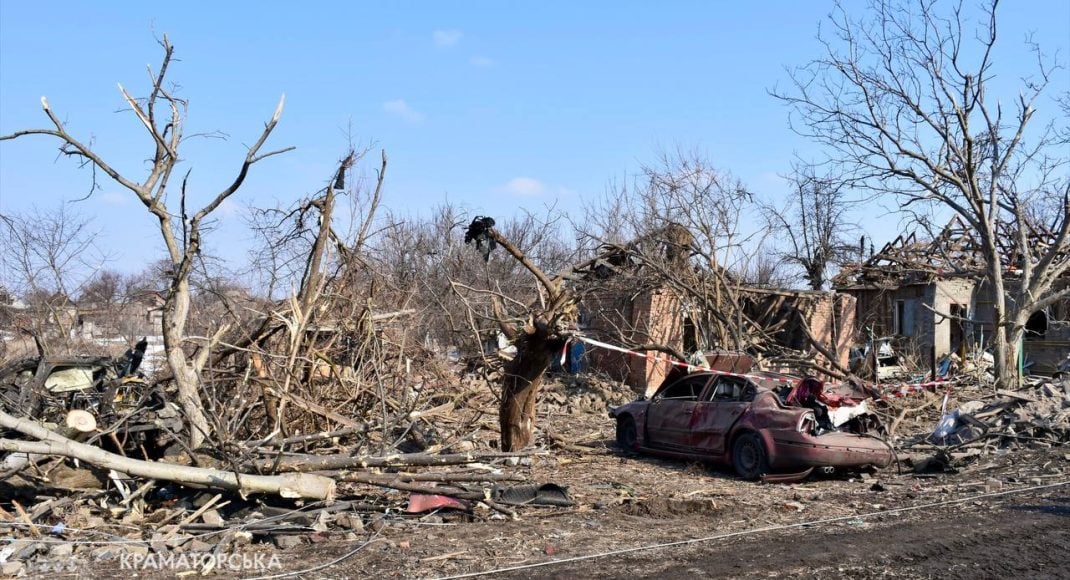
{"left": 645, "top": 374, "right": 712, "bottom": 450}
{"left": 690, "top": 375, "right": 754, "bottom": 454}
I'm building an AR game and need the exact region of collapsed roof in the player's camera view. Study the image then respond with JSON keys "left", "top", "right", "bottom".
{"left": 833, "top": 216, "right": 1068, "bottom": 289}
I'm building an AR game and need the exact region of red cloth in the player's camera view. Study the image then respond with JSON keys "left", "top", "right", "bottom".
{"left": 405, "top": 494, "right": 468, "bottom": 513}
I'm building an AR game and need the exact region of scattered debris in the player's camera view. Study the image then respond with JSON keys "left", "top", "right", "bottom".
{"left": 492, "top": 483, "right": 574, "bottom": 507}
{"left": 0, "top": 262, "right": 1065, "bottom": 577}
{"left": 405, "top": 494, "right": 469, "bottom": 514}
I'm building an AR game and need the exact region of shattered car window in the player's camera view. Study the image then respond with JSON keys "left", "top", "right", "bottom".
{"left": 707, "top": 376, "right": 749, "bottom": 401}
{"left": 658, "top": 375, "right": 710, "bottom": 400}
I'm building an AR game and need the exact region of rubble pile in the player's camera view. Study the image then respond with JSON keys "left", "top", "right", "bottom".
{"left": 541, "top": 375, "right": 636, "bottom": 416}
{"left": 886, "top": 374, "right": 1070, "bottom": 467}
{"left": 982, "top": 380, "right": 1070, "bottom": 445}
{"left": 0, "top": 454, "right": 549, "bottom": 577}
{"left": 0, "top": 338, "right": 622, "bottom": 576}
{"left": 0, "top": 332, "right": 597, "bottom": 575}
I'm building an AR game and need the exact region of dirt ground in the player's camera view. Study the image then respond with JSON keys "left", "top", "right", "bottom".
{"left": 260, "top": 406, "right": 1070, "bottom": 580}
{"left": 21, "top": 381, "right": 1070, "bottom": 579}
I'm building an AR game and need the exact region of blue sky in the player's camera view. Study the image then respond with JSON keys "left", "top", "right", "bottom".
{"left": 1, "top": 1, "right": 1067, "bottom": 274}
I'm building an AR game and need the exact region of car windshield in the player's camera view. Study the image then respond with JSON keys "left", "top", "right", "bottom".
{"left": 657, "top": 374, "right": 711, "bottom": 400}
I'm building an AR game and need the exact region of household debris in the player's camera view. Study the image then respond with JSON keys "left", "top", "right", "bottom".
{"left": 1, "top": 352, "right": 630, "bottom": 574}
{"left": 887, "top": 374, "right": 1070, "bottom": 475}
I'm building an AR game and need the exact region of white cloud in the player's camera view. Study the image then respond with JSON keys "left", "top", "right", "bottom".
{"left": 501, "top": 177, "right": 546, "bottom": 197}
{"left": 470, "top": 55, "right": 494, "bottom": 68}
{"left": 382, "top": 99, "right": 426, "bottom": 125}
{"left": 97, "top": 192, "right": 128, "bottom": 206}
{"left": 432, "top": 29, "right": 463, "bottom": 47}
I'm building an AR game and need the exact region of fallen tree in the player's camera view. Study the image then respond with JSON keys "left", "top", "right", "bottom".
{"left": 248, "top": 449, "right": 540, "bottom": 473}
{"left": 0, "top": 409, "right": 336, "bottom": 500}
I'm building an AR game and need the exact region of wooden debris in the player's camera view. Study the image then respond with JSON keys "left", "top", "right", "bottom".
{"left": 996, "top": 389, "right": 1037, "bottom": 403}
{"left": 1, "top": 410, "right": 337, "bottom": 501}
{"left": 64, "top": 410, "right": 97, "bottom": 434}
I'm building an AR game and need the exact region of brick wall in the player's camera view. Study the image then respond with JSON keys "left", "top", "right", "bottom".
{"left": 802, "top": 292, "right": 857, "bottom": 370}
{"left": 627, "top": 288, "right": 683, "bottom": 394}
{"left": 584, "top": 286, "right": 860, "bottom": 392}
{"left": 581, "top": 288, "right": 635, "bottom": 385}
{"left": 581, "top": 286, "right": 683, "bottom": 394}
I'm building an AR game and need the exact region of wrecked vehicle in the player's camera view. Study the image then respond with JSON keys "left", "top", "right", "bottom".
{"left": 609, "top": 371, "right": 893, "bottom": 480}
{"left": 0, "top": 339, "right": 150, "bottom": 421}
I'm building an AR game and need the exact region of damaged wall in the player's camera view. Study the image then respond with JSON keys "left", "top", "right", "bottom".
{"left": 852, "top": 284, "right": 926, "bottom": 340}
{"left": 974, "top": 278, "right": 1070, "bottom": 374}
{"left": 926, "top": 278, "right": 977, "bottom": 362}
{"left": 804, "top": 292, "right": 857, "bottom": 370}
{"left": 581, "top": 286, "right": 683, "bottom": 394}
{"left": 583, "top": 285, "right": 859, "bottom": 392}
{"left": 844, "top": 280, "right": 981, "bottom": 368}
{"left": 75, "top": 299, "right": 164, "bottom": 342}
{"left": 1022, "top": 281, "right": 1070, "bottom": 374}
{"left": 628, "top": 288, "right": 684, "bottom": 392}
{"left": 740, "top": 289, "right": 858, "bottom": 372}
{"left": 842, "top": 276, "right": 1069, "bottom": 374}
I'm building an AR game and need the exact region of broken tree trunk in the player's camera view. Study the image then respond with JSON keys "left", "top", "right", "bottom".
{"left": 0, "top": 410, "right": 335, "bottom": 501}
{"left": 465, "top": 218, "right": 577, "bottom": 452}
{"left": 63, "top": 410, "right": 97, "bottom": 437}
{"left": 499, "top": 329, "right": 559, "bottom": 451}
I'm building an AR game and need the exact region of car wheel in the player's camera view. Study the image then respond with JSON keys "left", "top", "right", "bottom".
{"left": 616, "top": 415, "right": 638, "bottom": 451}
{"left": 732, "top": 432, "right": 769, "bottom": 480}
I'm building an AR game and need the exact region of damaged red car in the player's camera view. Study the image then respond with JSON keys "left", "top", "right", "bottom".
{"left": 609, "top": 371, "right": 893, "bottom": 480}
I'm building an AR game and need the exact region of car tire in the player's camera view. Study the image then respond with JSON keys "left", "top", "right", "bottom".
{"left": 732, "top": 432, "right": 769, "bottom": 480}
{"left": 616, "top": 415, "right": 638, "bottom": 451}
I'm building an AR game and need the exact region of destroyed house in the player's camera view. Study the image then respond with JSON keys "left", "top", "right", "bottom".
{"left": 573, "top": 226, "right": 857, "bottom": 393}
{"left": 73, "top": 293, "right": 165, "bottom": 342}
{"left": 833, "top": 217, "right": 1070, "bottom": 374}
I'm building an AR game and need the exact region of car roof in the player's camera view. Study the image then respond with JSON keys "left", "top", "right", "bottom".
{"left": 660, "top": 370, "right": 798, "bottom": 392}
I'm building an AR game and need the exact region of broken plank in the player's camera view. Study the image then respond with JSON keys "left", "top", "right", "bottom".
{"left": 995, "top": 389, "right": 1037, "bottom": 403}
{"left": 12, "top": 501, "right": 40, "bottom": 539}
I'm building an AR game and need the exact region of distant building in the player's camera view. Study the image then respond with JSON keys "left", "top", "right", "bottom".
{"left": 833, "top": 217, "right": 1070, "bottom": 374}
{"left": 74, "top": 293, "right": 165, "bottom": 342}
{"left": 574, "top": 225, "right": 858, "bottom": 393}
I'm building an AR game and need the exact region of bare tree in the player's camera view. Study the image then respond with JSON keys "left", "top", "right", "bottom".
{"left": 0, "top": 37, "right": 291, "bottom": 448}
{"left": 207, "top": 150, "right": 395, "bottom": 444}
{"left": 737, "top": 248, "right": 796, "bottom": 289}
{"left": 762, "top": 161, "right": 857, "bottom": 290}
{"left": 0, "top": 205, "right": 107, "bottom": 354}
{"left": 581, "top": 149, "right": 763, "bottom": 352}
{"left": 79, "top": 269, "right": 125, "bottom": 305}
{"left": 775, "top": 0, "right": 1069, "bottom": 387}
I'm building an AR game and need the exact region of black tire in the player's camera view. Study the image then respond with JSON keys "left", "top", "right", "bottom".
{"left": 616, "top": 415, "right": 638, "bottom": 451}
{"left": 732, "top": 432, "right": 769, "bottom": 480}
